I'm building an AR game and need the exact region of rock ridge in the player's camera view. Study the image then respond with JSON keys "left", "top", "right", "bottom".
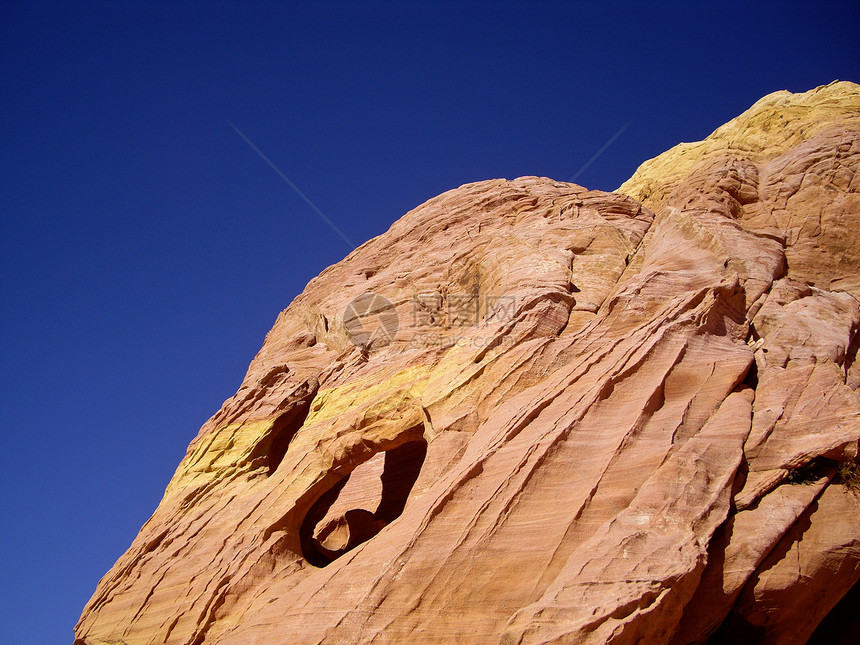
{"left": 76, "top": 81, "right": 860, "bottom": 645}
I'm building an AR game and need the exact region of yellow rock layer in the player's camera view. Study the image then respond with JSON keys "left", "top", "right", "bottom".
{"left": 619, "top": 80, "right": 860, "bottom": 206}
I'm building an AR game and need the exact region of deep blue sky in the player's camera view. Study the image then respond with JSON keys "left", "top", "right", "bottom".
{"left": 1, "top": 1, "right": 857, "bottom": 642}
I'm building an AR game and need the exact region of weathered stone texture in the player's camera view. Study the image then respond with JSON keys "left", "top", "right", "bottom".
{"left": 77, "top": 81, "right": 860, "bottom": 645}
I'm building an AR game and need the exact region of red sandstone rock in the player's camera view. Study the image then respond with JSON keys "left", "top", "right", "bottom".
{"left": 76, "top": 82, "right": 860, "bottom": 645}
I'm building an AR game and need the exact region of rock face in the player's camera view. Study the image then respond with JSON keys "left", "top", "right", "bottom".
{"left": 76, "top": 82, "right": 860, "bottom": 644}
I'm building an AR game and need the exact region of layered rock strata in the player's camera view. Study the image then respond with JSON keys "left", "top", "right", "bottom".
{"left": 77, "top": 81, "right": 860, "bottom": 645}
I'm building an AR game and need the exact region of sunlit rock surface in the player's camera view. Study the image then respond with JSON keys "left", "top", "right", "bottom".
{"left": 76, "top": 81, "right": 860, "bottom": 645}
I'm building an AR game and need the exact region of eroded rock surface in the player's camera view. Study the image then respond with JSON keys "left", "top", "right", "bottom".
{"left": 76, "top": 81, "right": 860, "bottom": 645}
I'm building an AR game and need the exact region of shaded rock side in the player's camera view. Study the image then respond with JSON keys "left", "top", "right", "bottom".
{"left": 76, "top": 82, "right": 860, "bottom": 645}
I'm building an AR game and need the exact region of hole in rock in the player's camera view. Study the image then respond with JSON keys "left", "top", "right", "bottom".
{"left": 783, "top": 457, "right": 836, "bottom": 486}
{"left": 845, "top": 327, "right": 860, "bottom": 379}
{"left": 742, "top": 359, "right": 758, "bottom": 390}
{"left": 259, "top": 399, "right": 313, "bottom": 476}
{"left": 300, "top": 439, "right": 428, "bottom": 567}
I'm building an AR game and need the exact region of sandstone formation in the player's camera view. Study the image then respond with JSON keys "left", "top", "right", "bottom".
{"left": 76, "top": 81, "right": 860, "bottom": 644}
